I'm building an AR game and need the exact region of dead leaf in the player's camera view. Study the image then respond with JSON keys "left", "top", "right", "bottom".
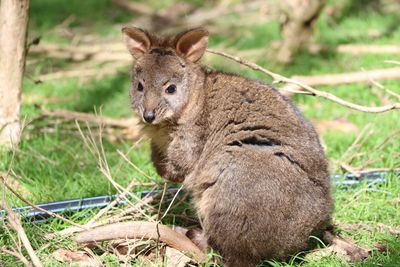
{"left": 374, "top": 242, "right": 389, "bottom": 253}
{"left": 323, "top": 231, "right": 370, "bottom": 262}
{"left": 165, "top": 247, "right": 193, "bottom": 267}
{"left": 313, "top": 118, "right": 358, "bottom": 135}
{"left": 52, "top": 249, "right": 101, "bottom": 266}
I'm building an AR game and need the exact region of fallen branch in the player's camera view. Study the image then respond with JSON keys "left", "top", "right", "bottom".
{"left": 29, "top": 109, "right": 141, "bottom": 142}
{"left": 29, "top": 42, "right": 129, "bottom": 62}
{"left": 207, "top": 49, "right": 400, "bottom": 113}
{"left": 74, "top": 221, "right": 205, "bottom": 262}
{"left": 281, "top": 67, "right": 400, "bottom": 92}
{"left": 385, "top": 60, "right": 400, "bottom": 65}
{"left": 337, "top": 44, "right": 400, "bottom": 55}
{"left": 37, "top": 63, "right": 127, "bottom": 82}
{"left": 39, "top": 109, "right": 139, "bottom": 128}
{"left": 29, "top": 42, "right": 125, "bottom": 55}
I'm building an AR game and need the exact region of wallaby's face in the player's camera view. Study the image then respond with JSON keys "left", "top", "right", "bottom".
{"left": 122, "top": 27, "right": 209, "bottom": 125}
{"left": 129, "top": 53, "right": 190, "bottom": 124}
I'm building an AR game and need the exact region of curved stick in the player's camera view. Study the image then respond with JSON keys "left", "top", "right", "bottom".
{"left": 74, "top": 221, "right": 205, "bottom": 262}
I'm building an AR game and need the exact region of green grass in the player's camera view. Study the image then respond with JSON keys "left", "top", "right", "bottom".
{"left": 1, "top": 0, "right": 400, "bottom": 266}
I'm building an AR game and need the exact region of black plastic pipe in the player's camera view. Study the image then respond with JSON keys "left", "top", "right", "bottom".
{"left": 1, "top": 171, "right": 398, "bottom": 223}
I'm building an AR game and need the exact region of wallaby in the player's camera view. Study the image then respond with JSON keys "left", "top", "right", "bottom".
{"left": 122, "top": 27, "right": 333, "bottom": 266}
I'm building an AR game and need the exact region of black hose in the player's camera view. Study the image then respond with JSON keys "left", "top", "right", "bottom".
{"left": 1, "top": 171, "right": 398, "bottom": 223}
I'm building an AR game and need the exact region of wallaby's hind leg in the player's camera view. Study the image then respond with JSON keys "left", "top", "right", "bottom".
{"left": 174, "top": 227, "right": 208, "bottom": 251}
{"left": 191, "top": 151, "right": 331, "bottom": 266}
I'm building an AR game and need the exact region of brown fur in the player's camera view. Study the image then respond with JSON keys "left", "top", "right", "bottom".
{"left": 122, "top": 27, "right": 333, "bottom": 266}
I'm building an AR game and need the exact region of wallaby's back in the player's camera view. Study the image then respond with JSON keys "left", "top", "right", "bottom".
{"left": 185, "top": 72, "right": 332, "bottom": 265}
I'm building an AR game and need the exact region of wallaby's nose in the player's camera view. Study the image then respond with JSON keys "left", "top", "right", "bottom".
{"left": 143, "top": 111, "right": 155, "bottom": 123}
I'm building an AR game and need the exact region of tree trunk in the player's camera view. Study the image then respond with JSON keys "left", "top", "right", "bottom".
{"left": 0, "top": 0, "right": 30, "bottom": 148}
{"left": 277, "top": 0, "right": 326, "bottom": 63}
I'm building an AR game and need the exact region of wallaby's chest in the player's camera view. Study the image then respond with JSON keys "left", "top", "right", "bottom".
{"left": 167, "top": 125, "right": 205, "bottom": 167}
{"left": 146, "top": 123, "right": 206, "bottom": 180}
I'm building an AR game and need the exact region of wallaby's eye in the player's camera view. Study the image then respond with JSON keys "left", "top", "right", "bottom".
{"left": 165, "top": 84, "right": 177, "bottom": 94}
{"left": 137, "top": 82, "right": 143, "bottom": 92}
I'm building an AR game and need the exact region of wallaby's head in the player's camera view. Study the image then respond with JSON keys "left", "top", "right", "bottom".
{"left": 122, "top": 27, "right": 209, "bottom": 125}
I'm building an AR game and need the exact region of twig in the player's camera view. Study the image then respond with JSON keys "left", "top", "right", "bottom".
{"left": 0, "top": 199, "right": 43, "bottom": 267}
{"left": 0, "top": 247, "right": 31, "bottom": 267}
{"left": 369, "top": 78, "right": 400, "bottom": 100}
{"left": 160, "top": 185, "right": 184, "bottom": 221}
{"left": 340, "top": 163, "right": 361, "bottom": 178}
{"left": 340, "top": 123, "right": 372, "bottom": 167}
{"left": 341, "top": 127, "right": 400, "bottom": 172}
{"left": 206, "top": 49, "right": 400, "bottom": 113}
{"left": 117, "top": 150, "right": 160, "bottom": 184}
{"left": 156, "top": 183, "right": 168, "bottom": 256}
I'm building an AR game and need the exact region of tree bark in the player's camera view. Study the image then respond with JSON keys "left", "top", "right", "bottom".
{"left": 0, "top": 0, "right": 30, "bottom": 148}
{"left": 277, "top": 0, "right": 326, "bottom": 63}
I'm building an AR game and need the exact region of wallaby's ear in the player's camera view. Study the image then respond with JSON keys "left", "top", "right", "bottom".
{"left": 122, "top": 27, "right": 151, "bottom": 58}
{"left": 175, "top": 28, "right": 209, "bottom": 62}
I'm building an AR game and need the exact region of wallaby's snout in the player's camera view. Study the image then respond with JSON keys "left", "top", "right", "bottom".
{"left": 143, "top": 110, "right": 155, "bottom": 123}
